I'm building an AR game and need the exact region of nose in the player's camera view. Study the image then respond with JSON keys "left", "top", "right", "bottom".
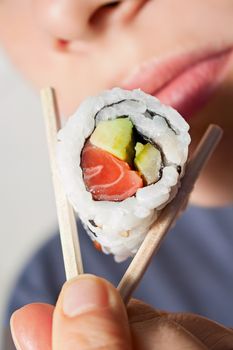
{"left": 35, "top": 0, "right": 123, "bottom": 42}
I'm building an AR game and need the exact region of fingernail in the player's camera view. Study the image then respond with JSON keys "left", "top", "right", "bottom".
{"left": 63, "top": 275, "right": 109, "bottom": 317}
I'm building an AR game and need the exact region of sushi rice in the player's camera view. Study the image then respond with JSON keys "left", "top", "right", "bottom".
{"left": 57, "top": 88, "right": 191, "bottom": 262}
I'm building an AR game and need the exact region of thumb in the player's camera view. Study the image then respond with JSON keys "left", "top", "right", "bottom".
{"left": 53, "top": 274, "right": 132, "bottom": 350}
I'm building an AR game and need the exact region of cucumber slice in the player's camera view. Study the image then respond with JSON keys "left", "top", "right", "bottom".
{"left": 135, "top": 142, "right": 144, "bottom": 157}
{"left": 134, "top": 143, "right": 162, "bottom": 185}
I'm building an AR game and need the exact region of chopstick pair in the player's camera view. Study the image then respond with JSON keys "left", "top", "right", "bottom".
{"left": 41, "top": 87, "right": 223, "bottom": 304}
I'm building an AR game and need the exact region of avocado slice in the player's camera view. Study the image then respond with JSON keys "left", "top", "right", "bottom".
{"left": 90, "top": 118, "right": 135, "bottom": 163}
{"left": 134, "top": 142, "right": 162, "bottom": 185}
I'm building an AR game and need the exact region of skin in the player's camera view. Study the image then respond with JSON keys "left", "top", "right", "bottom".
{"left": 1, "top": 1, "right": 233, "bottom": 348}
{"left": 10, "top": 275, "right": 233, "bottom": 350}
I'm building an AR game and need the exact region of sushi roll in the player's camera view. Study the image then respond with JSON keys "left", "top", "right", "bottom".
{"left": 57, "top": 88, "right": 191, "bottom": 262}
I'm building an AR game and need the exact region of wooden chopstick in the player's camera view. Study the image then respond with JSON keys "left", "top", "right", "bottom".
{"left": 118, "top": 124, "right": 223, "bottom": 304}
{"left": 41, "top": 87, "right": 83, "bottom": 279}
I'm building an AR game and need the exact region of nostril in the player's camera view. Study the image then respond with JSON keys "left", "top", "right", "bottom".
{"left": 55, "top": 38, "right": 69, "bottom": 51}
{"left": 89, "top": 1, "right": 122, "bottom": 29}
{"left": 58, "top": 39, "right": 69, "bottom": 47}
{"left": 103, "top": 1, "right": 122, "bottom": 8}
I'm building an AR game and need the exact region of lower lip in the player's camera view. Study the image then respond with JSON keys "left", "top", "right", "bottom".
{"left": 153, "top": 50, "right": 233, "bottom": 121}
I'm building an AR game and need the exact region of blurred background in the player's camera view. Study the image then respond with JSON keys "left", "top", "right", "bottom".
{"left": 0, "top": 49, "right": 57, "bottom": 341}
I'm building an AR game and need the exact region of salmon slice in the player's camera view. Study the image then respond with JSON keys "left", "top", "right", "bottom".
{"left": 81, "top": 142, "right": 143, "bottom": 201}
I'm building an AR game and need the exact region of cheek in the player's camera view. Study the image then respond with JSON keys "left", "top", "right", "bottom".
{"left": 0, "top": 1, "right": 52, "bottom": 87}
{"left": 188, "top": 62, "right": 233, "bottom": 205}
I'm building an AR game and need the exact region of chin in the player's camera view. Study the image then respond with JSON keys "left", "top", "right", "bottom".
{"left": 189, "top": 174, "right": 233, "bottom": 207}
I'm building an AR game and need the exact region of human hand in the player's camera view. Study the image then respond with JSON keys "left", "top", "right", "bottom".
{"left": 10, "top": 274, "right": 233, "bottom": 349}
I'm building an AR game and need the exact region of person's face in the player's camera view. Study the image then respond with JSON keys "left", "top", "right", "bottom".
{"left": 0, "top": 0, "right": 233, "bottom": 206}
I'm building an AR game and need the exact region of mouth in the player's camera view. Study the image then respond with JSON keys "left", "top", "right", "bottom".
{"left": 122, "top": 47, "right": 233, "bottom": 120}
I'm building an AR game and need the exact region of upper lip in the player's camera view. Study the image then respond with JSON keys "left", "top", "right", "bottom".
{"left": 121, "top": 46, "right": 233, "bottom": 95}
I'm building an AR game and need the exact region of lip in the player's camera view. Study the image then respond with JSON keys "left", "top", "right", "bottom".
{"left": 122, "top": 47, "right": 233, "bottom": 120}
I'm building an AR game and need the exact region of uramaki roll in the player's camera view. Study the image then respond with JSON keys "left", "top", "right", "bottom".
{"left": 57, "top": 88, "right": 191, "bottom": 262}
